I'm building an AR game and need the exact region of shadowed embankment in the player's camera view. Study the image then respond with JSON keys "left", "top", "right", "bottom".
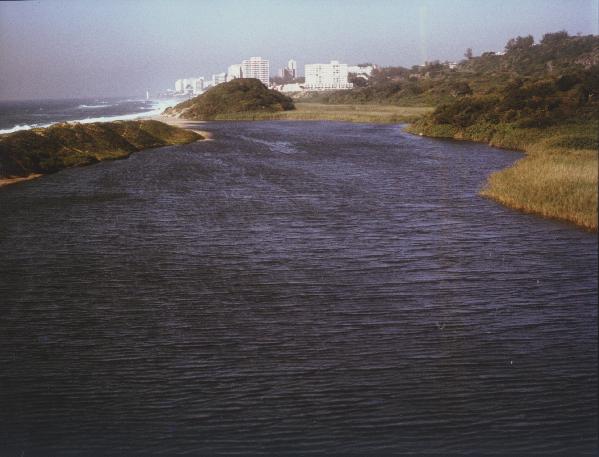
{"left": 0, "top": 119, "right": 202, "bottom": 187}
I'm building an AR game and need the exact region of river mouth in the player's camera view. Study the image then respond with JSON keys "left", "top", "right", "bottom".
{"left": 1, "top": 121, "right": 597, "bottom": 455}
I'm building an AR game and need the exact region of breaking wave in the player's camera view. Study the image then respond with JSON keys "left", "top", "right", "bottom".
{"left": 77, "top": 104, "right": 112, "bottom": 109}
{"left": 0, "top": 99, "right": 177, "bottom": 134}
{"left": 0, "top": 122, "right": 55, "bottom": 134}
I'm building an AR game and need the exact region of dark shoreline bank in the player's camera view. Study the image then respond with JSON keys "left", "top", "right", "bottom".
{"left": 0, "top": 119, "right": 202, "bottom": 187}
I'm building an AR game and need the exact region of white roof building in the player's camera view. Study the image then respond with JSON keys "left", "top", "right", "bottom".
{"left": 304, "top": 60, "right": 353, "bottom": 90}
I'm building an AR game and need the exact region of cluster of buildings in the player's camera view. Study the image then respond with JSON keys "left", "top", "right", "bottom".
{"left": 172, "top": 56, "right": 271, "bottom": 96}
{"left": 169, "top": 57, "right": 377, "bottom": 97}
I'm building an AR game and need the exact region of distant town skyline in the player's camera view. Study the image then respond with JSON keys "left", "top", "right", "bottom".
{"left": 0, "top": 0, "right": 597, "bottom": 100}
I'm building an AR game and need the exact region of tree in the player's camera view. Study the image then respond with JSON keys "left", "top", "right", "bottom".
{"left": 450, "top": 82, "right": 473, "bottom": 97}
{"left": 541, "top": 30, "right": 569, "bottom": 45}
{"left": 505, "top": 35, "right": 534, "bottom": 52}
{"left": 464, "top": 48, "right": 473, "bottom": 59}
{"left": 349, "top": 74, "right": 369, "bottom": 87}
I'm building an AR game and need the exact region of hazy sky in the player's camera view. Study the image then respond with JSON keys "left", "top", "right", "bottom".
{"left": 0, "top": 0, "right": 597, "bottom": 100}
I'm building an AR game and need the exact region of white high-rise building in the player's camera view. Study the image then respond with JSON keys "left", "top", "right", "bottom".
{"left": 176, "top": 77, "right": 206, "bottom": 93}
{"left": 194, "top": 77, "right": 204, "bottom": 93}
{"left": 212, "top": 73, "right": 227, "bottom": 86}
{"left": 179, "top": 78, "right": 197, "bottom": 93}
{"left": 304, "top": 60, "right": 353, "bottom": 90}
{"left": 287, "top": 59, "right": 297, "bottom": 78}
{"left": 241, "top": 57, "right": 270, "bottom": 86}
{"left": 227, "top": 64, "right": 243, "bottom": 81}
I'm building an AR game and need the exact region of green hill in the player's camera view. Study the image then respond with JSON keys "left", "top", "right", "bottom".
{"left": 0, "top": 120, "right": 201, "bottom": 181}
{"left": 165, "top": 78, "right": 295, "bottom": 120}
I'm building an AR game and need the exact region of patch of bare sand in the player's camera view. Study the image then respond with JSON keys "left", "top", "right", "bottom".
{"left": 150, "top": 115, "right": 213, "bottom": 140}
{"left": 0, "top": 173, "right": 43, "bottom": 187}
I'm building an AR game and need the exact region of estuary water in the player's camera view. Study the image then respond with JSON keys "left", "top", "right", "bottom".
{"left": 0, "top": 121, "right": 597, "bottom": 456}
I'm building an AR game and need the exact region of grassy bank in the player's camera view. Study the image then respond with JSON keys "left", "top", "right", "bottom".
{"left": 199, "top": 102, "right": 433, "bottom": 123}
{"left": 0, "top": 120, "right": 202, "bottom": 185}
{"left": 406, "top": 120, "right": 598, "bottom": 230}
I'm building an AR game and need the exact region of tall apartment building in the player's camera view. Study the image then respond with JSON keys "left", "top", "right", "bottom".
{"left": 227, "top": 64, "right": 243, "bottom": 81}
{"left": 304, "top": 60, "right": 353, "bottom": 90}
{"left": 278, "top": 59, "right": 297, "bottom": 79}
{"left": 241, "top": 57, "right": 270, "bottom": 86}
{"left": 287, "top": 59, "right": 297, "bottom": 78}
{"left": 212, "top": 73, "right": 227, "bottom": 86}
{"left": 194, "top": 77, "right": 204, "bottom": 92}
{"left": 176, "top": 77, "right": 203, "bottom": 93}
{"left": 182, "top": 78, "right": 195, "bottom": 93}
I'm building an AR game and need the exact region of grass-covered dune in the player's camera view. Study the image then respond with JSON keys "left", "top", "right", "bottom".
{"left": 0, "top": 120, "right": 202, "bottom": 184}
{"left": 406, "top": 120, "right": 598, "bottom": 231}
{"left": 165, "top": 78, "right": 295, "bottom": 120}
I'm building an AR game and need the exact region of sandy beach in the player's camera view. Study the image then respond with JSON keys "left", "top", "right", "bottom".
{"left": 0, "top": 173, "right": 43, "bottom": 187}
{"left": 150, "top": 115, "right": 214, "bottom": 140}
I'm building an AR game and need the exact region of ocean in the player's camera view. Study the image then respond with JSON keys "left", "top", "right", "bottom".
{"left": 0, "top": 97, "right": 178, "bottom": 134}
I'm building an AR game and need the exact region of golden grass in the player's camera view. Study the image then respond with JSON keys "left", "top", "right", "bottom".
{"left": 209, "top": 103, "right": 433, "bottom": 123}
{"left": 481, "top": 145, "right": 598, "bottom": 231}
{"left": 407, "top": 120, "right": 598, "bottom": 230}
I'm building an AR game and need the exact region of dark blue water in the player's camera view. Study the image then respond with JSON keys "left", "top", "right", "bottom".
{"left": 0, "top": 121, "right": 597, "bottom": 456}
{"left": 0, "top": 98, "right": 173, "bottom": 134}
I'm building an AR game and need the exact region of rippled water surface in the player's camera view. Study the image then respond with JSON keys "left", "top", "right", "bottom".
{"left": 1, "top": 122, "right": 597, "bottom": 456}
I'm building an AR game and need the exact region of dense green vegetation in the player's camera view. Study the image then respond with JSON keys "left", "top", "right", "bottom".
{"left": 0, "top": 120, "right": 201, "bottom": 180}
{"left": 300, "top": 31, "right": 599, "bottom": 110}
{"left": 166, "top": 78, "right": 295, "bottom": 120}
{"left": 403, "top": 32, "right": 599, "bottom": 230}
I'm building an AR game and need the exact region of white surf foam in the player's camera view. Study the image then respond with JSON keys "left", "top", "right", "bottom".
{"left": 0, "top": 99, "right": 178, "bottom": 134}
{"left": 0, "top": 122, "right": 55, "bottom": 134}
{"left": 77, "top": 104, "right": 112, "bottom": 109}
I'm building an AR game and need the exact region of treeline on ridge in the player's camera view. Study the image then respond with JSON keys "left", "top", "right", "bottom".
{"left": 303, "top": 31, "right": 599, "bottom": 130}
